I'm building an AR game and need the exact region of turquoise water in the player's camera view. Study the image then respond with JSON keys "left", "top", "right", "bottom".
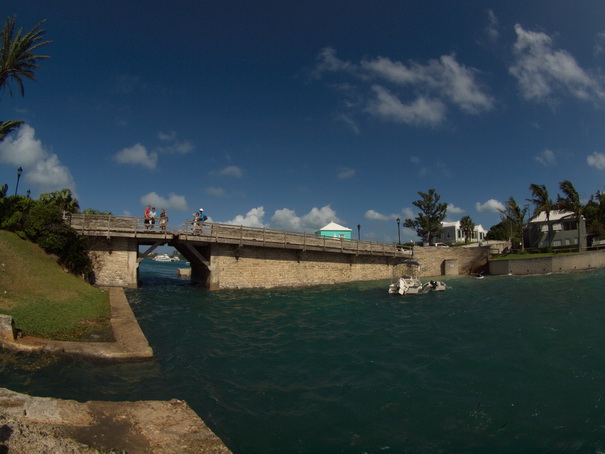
{"left": 2, "top": 261, "right": 605, "bottom": 453}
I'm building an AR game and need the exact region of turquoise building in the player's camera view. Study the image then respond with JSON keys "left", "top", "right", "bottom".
{"left": 315, "top": 222, "right": 352, "bottom": 240}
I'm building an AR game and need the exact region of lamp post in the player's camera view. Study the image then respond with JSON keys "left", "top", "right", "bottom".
{"left": 26, "top": 189, "right": 31, "bottom": 199}
{"left": 14, "top": 167, "right": 23, "bottom": 196}
{"left": 357, "top": 224, "right": 360, "bottom": 241}
{"left": 396, "top": 218, "right": 401, "bottom": 244}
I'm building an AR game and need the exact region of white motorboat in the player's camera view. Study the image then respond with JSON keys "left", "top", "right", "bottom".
{"left": 388, "top": 261, "right": 447, "bottom": 295}
{"left": 153, "top": 254, "right": 179, "bottom": 262}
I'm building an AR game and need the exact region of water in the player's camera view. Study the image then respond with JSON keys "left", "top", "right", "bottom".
{"left": 2, "top": 261, "right": 605, "bottom": 453}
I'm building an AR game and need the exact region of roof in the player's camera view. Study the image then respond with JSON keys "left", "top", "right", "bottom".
{"left": 316, "top": 221, "right": 352, "bottom": 232}
{"left": 441, "top": 220, "right": 487, "bottom": 232}
{"left": 529, "top": 210, "right": 579, "bottom": 223}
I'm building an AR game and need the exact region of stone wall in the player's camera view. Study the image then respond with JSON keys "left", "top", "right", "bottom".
{"left": 489, "top": 249, "right": 605, "bottom": 276}
{"left": 413, "top": 246, "right": 489, "bottom": 277}
{"left": 87, "top": 237, "right": 139, "bottom": 288}
{"left": 208, "top": 244, "right": 490, "bottom": 289}
{"left": 210, "top": 244, "right": 395, "bottom": 289}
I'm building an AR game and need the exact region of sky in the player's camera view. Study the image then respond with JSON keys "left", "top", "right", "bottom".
{"left": 1, "top": 0, "right": 605, "bottom": 244}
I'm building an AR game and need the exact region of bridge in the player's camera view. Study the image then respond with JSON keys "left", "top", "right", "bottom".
{"left": 64, "top": 213, "right": 413, "bottom": 289}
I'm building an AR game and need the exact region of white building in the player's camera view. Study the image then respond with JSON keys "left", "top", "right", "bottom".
{"left": 436, "top": 220, "right": 487, "bottom": 245}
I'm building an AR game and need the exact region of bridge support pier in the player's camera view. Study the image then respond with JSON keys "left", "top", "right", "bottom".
{"left": 87, "top": 236, "right": 139, "bottom": 288}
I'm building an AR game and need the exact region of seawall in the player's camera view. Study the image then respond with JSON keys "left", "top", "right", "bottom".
{"left": 489, "top": 249, "right": 605, "bottom": 275}
{"left": 208, "top": 243, "right": 490, "bottom": 289}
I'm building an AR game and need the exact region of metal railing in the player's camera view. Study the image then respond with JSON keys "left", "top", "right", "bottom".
{"left": 64, "top": 213, "right": 408, "bottom": 256}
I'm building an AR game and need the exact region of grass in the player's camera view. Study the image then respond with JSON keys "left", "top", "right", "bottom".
{"left": 0, "top": 230, "right": 112, "bottom": 341}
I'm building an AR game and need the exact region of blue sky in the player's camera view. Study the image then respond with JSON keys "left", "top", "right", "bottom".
{"left": 2, "top": 0, "right": 605, "bottom": 244}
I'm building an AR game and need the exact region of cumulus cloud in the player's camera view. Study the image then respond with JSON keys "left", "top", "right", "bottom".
{"left": 225, "top": 206, "right": 266, "bottom": 228}
{"left": 157, "top": 131, "right": 194, "bottom": 154}
{"left": 364, "top": 208, "right": 415, "bottom": 221}
{"left": 313, "top": 47, "right": 494, "bottom": 127}
{"left": 535, "top": 148, "right": 557, "bottom": 166}
{"left": 0, "top": 124, "right": 75, "bottom": 192}
{"left": 476, "top": 199, "right": 505, "bottom": 213}
{"left": 587, "top": 152, "right": 605, "bottom": 170}
{"left": 140, "top": 192, "right": 188, "bottom": 211}
{"left": 271, "top": 205, "right": 341, "bottom": 232}
{"left": 509, "top": 24, "right": 604, "bottom": 102}
{"left": 114, "top": 143, "right": 158, "bottom": 169}
{"left": 447, "top": 204, "right": 465, "bottom": 214}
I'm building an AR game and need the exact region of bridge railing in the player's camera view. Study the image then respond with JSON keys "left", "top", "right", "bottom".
{"left": 179, "top": 220, "right": 405, "bottom": 256}
{"left": 64, "top": 213, "right": 408, "bottom": 256}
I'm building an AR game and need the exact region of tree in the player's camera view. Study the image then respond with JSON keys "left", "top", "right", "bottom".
{"left": 557, "top": 180, "right": 584, "bottom": 250}
{"left": 460, "top": 215, "right": 475, "bottom": 244}
{"left": 38, "top": 188, "right": 80, "bottom": 214}
{"left": 527, "top": 183, "right": 554, "bottom": 250}
{"left": 499, "top": 196, "right": 528, "bottom": 251}
{"left": 403, "top": 188, "right": 447, "bottom": 245}
{"left": 0, "top": 16, "right": 51, "bottom": 139}
{"left": 584, "top": 190, "right": 605, "bottom": 240}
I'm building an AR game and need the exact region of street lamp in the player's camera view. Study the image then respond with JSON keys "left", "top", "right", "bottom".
{"left": 357, "top": 224, "right": 360, "bottom": 241}
{"left": 14, "top": 167, "right": 22, "bottom": 196}
{"left": 26, "top": 189, "right": 31, "bottom": 199}
{"left": 396, "top": 218, "right": 401, "bottom": 244}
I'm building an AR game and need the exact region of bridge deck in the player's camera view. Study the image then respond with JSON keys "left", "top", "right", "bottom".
{"left": 64, "top": 213, "right": 413, "bottom": 257}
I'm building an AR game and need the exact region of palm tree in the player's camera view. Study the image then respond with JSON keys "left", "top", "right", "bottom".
{"left": 460, "top": 215, "right": 475, "bottom": 244}
{"left": 499, "top": 196, "right": 528, "bottom": 251}
{"left": 527, "top": 183, "right": 554, "bottom": 249}
{"left": 38, "top": 188, "right": 80, "bottom": 214}
{"left": 0, "top": 15, "right": 50, "bottom": 141}
{"left": 557, "top": 180, "right": 584, "bottom": 251}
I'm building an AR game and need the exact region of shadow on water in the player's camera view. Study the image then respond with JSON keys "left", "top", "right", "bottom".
{"left": 2, "top": 262, "right": 605, "bottom": 453}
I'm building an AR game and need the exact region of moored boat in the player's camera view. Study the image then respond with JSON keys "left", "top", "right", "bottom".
{"left": 388, "top": 260, "right": 447, "bottom": 295}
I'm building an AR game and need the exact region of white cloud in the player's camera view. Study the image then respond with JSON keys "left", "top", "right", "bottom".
{"left": 594, "top": 31, "right": 605, "bottom": 57}
{"left": 314, "top": 47, "right": 493, "bottom": 127}
{"left": 364, "top": 208, "right": 415, "bottom": 221}
{"left": 367, "top": 85, "right": 446, "bottom": 126}
{"left": 337, "top": 167, "right": 356, "bottom": 179}
{"left": 535, "top": 148, "right": 557, "bottom": 166}
{"left": 509, "top": 24, "right": 604, "bottom": 102}
{"left": 157, "top": 131, "right": 194, "bottom": 154}
{"left": 205, "top": 186, "right": 227, "bottom": 197}
{"left": 587, "top": 152, "right": 605, "bottom": 170}
{"left": 218, "top": 165, "right": 244, "bottom": 178}
{"left": 364, "top": 210, "right": 395, "bottom": 221}
{"left": 447, "top": 204, "right": 465, "bottom": 214}
{"left": 140, "top": 192, "right": 188, "bottom": 211}
{"left": 114, "top": 143, "right": 158, "bottom": 169}
{"left": 0, "top": 124, "right": 75, "bottom": 192}
{"left": 484, "top": 9, "right": 500, "bottom": 43}
{"left": 476, "top": 199, "right": 505, "bottom": 213}
{"left": 226, "top": 206, "right": 266, "bottom": 228}
{"left": 271, "top": 205, "right": 341, "bottom": 232}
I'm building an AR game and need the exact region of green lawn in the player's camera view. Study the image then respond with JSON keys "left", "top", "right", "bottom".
{"left": 0, "top": 230, "right": 111, "bottom": 341}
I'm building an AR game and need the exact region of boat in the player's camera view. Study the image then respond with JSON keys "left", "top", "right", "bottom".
{"left": 388, "top": 260, "right": 447, "bottom": 295}
{"left": 152, "top": 254, "right": 179, "bottom": 262}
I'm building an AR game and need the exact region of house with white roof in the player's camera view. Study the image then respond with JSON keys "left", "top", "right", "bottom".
{"left": 436, "top": 220, "right": 487, "bottom": 245}
{"left": 527, "top": 210, "right": 586, "bottom": 249}
{"left": 315, "top": 222, "right": 352, "bottom": 240}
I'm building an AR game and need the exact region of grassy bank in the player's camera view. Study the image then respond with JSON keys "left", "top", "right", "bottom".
{"left": 0, "top": 230, "right": 111, "bottom": 341}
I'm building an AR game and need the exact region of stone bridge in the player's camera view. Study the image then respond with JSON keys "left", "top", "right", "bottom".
{"left": 65, "top": 214, "right": 424, "bottom": 290}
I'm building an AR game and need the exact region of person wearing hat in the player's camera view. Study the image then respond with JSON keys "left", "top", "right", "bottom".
{"left": 192, "top": 208, "right": 208, "bottom": 233}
